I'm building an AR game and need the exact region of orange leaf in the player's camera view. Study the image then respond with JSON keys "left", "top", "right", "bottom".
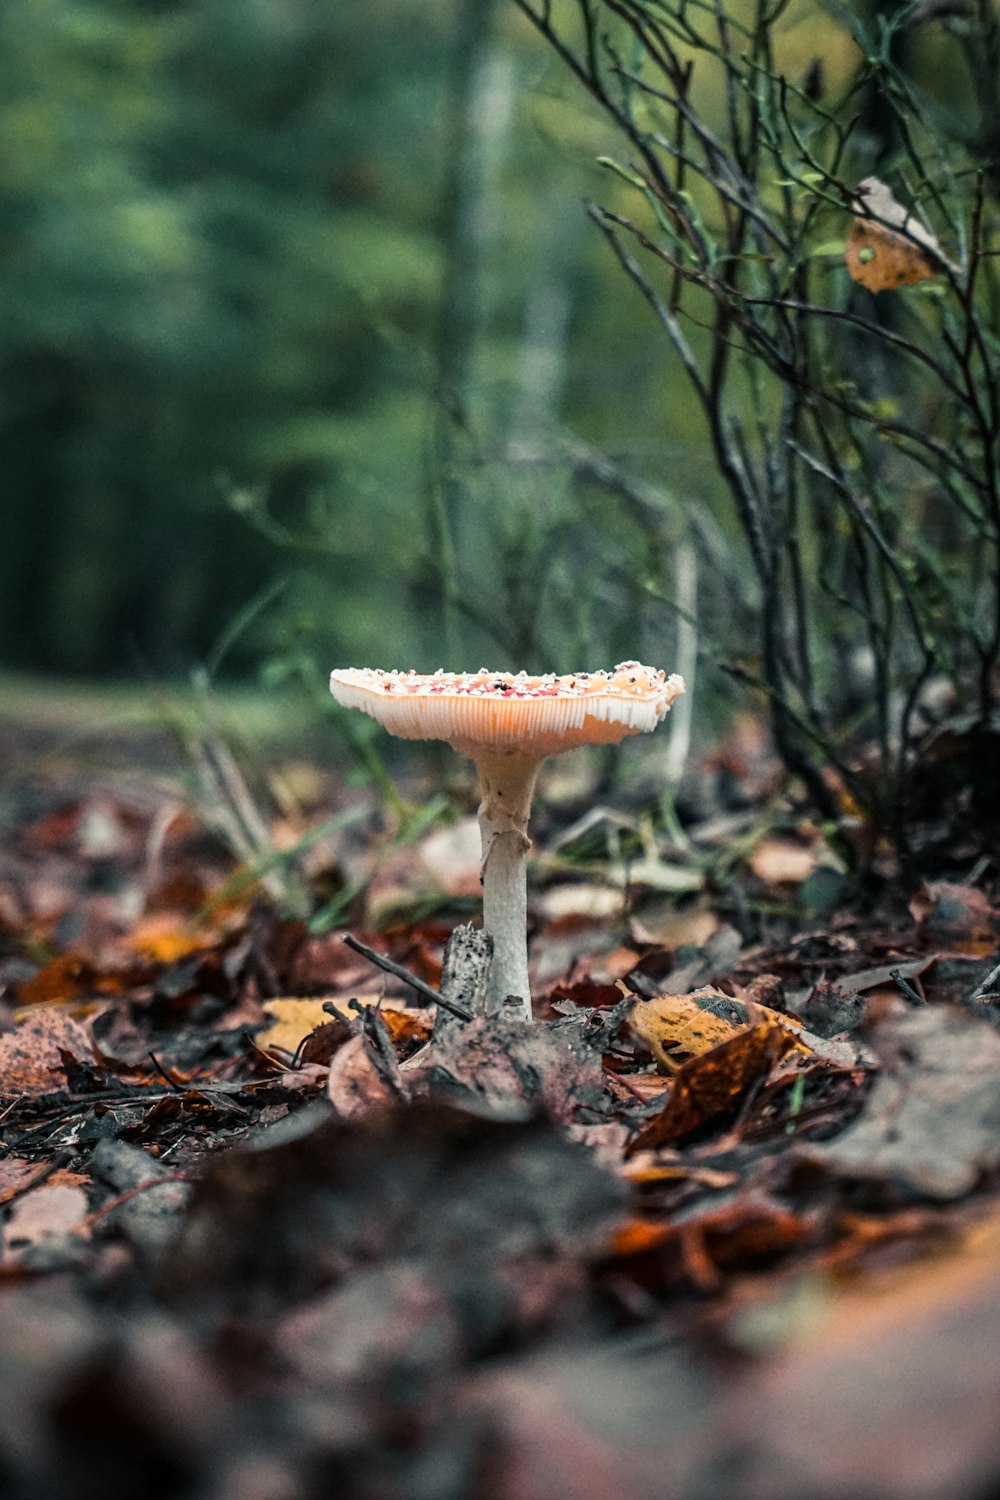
{"left": 845, "top": 219, "right": 937, "bottom": 291}
{"left": 122, "top": 912, "right": 214, "bottom": 964}
{"left": 15, "top": 954, "right": 144, "bottom": 1007}
{"left": 607, "top": 1216, "right": 672, "bottom": 1257}
{"left": 0, "top": 1159, "right": 90, "bottom": 1205}
{"left": 844, "top": 177, "right": 952, "bottom": 293}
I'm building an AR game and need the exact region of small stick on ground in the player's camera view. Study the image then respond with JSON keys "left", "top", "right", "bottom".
{"left": 342, "top": 933, "right": 473, "bottom": 1022}
{"left": 891, "top": 967, "right": 925, "bottom": 1005}
{"left": 961, "top": 954, "right": 1000, "bottom": 1006}
{"left": 0, "top": 1149, "right": 75, "bottom": 1207}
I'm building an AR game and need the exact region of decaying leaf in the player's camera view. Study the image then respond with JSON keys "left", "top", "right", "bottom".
{"left": 327, "top": 1031, "right": 404, "bottom": 1117}
{"left": 1, "top": 1183, "right": 90, "bottom": 1266}
{"left": 629, "top": 902, "right": 720, "bottom": 950}
{"left": 14, "top": 953, "right": 145, "bottom": 1007}
{"left": 0, "top": 1159, "right": 90, "bottom": 1205}
{"left": 831, "top": 954, "right": 934, "bottom": 999}
{"left": 0, "top": 1010, "right": 94, "bottom": 1096}
{"left": 608, "top": 1192, "right": 816, "bottom": 1292}
{"left": 120, "top": 911, "right": 220, "bottom": 964}
{"left": 845, "top": 219, "right": 936, "bottom": 292}
{"left": 631, "top": 985, "right": 748, "bottom": 1069}
{"left": 629, "top": 985, "right": 808, "bottom": 1073}
{"left": 802, "top": 1005, "right": 1000, "bottom": 1199}
{"left": 845, "top": 176, "right": 954, "bottom": 292}
{"left": 909, "top": 881, "right": 997, "bottom": 957}
{"left": 626, "top": 1019, "right": 803, "bottom": 1154}
{"left": 402, "top": 1012, "right": 609, "bottom": 1121}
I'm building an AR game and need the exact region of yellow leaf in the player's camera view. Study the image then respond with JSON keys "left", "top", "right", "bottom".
{"left": 628, "top": 984, "right": 809, "bottom": 1073}
{"left": 124, "top": 912, "right": 213, "bottom": 964}
{"left": 629, "top": 985, "right": 750, "bottom": 1072}
{"left": 258, "top": 995, "right": 380, "bottom": 1056}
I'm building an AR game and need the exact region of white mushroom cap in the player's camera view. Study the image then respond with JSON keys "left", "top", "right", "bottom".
{"left": 329, "top": 663, "right": 685, "bottom": 758}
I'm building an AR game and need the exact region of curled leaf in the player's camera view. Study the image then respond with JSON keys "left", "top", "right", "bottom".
{"left": 845, "top": 177, "right": 955, "bottom": 293}
{"left": 630, "top": 985, "right": 809, "bottom": 1073}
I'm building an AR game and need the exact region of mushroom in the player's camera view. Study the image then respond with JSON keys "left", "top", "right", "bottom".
{"left": 329, "top": 662, "right": 685, "bottom": 1021}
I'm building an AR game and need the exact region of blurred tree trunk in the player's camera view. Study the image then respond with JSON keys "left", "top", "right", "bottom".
{"left": 0, "top": 355, "right": 80, "bottom": 670}
{"left": 507, "top": 251, "right": 571, "bottom": 456}
{"left": 418, "top": 0, "right": 510, "bottom": 664}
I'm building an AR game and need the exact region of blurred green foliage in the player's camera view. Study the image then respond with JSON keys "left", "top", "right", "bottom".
{"left": 0, "top": 0, "right": 436, "bottom": 672}
{"left": 0, "top": 0, "right": 703, "bottom": 685}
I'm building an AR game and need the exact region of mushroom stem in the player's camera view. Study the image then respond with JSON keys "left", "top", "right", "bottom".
{"left": 471, "top": 748, "right": 542, "bottom": 1022}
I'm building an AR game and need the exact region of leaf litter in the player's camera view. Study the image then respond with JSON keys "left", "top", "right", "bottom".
{"left": 4, "top": 739, "right": 1000, "bottom": 1496}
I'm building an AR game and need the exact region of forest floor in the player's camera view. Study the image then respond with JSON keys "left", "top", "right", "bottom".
{"left": 2, "top": 689, "right": 1000, "bottom": 1500}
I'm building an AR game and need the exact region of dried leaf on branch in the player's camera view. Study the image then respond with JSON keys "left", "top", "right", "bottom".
{"left": 844, "top": 176, "right": 956, "bottom": 292}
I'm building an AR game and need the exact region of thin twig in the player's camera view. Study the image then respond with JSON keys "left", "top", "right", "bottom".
{"left": 961, "top": 956, "right": 1000, "bottom": 1006}
{"left": 890, "top": 967, "right": 925, "bottom": 1005}
{"left": 0, "top": 1149, "right": 75, "bottom": 1207}
{"left": 517, "top": 0, "right": 1000, "bottom": 866}
{"left": 148, "top": 1052, "right": 184, "bottom": 1093}
{"left": 341, "top": 934, "right": 473, "bottom": 1021}
{"left": 76, "top": 1173, "right": 193, "bottom": 1236}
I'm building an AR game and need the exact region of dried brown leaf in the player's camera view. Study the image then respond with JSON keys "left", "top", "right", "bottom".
{"left": 626, "top": 1020, "right": 803, "bottom": 1154}
{"left": 1, "top": 1184, "right": 90, "bottom": 1265}
{"left": 629, "top": 903, "right": 720, "bottom": 950}
{"left": 803, "top": 1005, "right": 1000, "bottom": 1198}
{"left": 845, "top": 177, "right": 954, "bottom": 293}
{"left": 0, "top": 1010, "right": 93, "bottom": 1095}
{"left": 0, "top": 1159, "right": 90, "bottom": 1204}
{"left": 14, "top": 954, "right": 146, "bottom": 1007}
{"left": 327, "top": 1033, "right": 401, "bottom": 1118}
{"left": 910, "top": 881, "right": 997, "bottom": 957}
{"left": 845, "top": 218, "right": 938, "bottom": 291}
